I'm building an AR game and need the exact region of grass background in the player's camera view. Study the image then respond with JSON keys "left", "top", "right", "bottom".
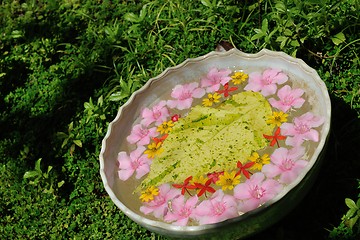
{"left": 0, "top": 0, "right": 359, "bottom": 239}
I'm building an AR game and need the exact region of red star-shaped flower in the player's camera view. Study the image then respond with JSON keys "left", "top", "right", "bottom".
{"left": 216, "top": 83, "right": 238, "bottom": 97}
{"left": 172, "top": 176, "right": 197, "bottom": 195}
{"left": 236, "top": 161, "right": 254, "bottom": 179}
{"left": 263, "top": 127, "right": 286, "bottom": 147}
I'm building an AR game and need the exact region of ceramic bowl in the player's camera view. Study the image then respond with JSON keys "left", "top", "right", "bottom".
{"left": 99, "top": 48, "right": 331, "bottom": 239}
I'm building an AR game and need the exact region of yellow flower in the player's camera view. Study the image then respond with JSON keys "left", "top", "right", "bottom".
{"left": 144, "top": 142, "right": 164, "bottom": 158}
{"left": 266, "top": 111, "right": 288, "bottom": 127}
{"left": 157, "top": 120, "right": 174, "bottom": 134}
{"left": 216, "top": 171, "right": 240, "bottom": 191}
{"left": 202, "top": 93, "right": 221, "bottom": 107}
{"left": 231, "top": 72, "right": 248, "bottom": 85}
{"left": 190, "top": 175, "right": 208, "bottom": 185}
{"left": 248, "top": 152, "right": 270, "bottom": 171}
{"left": 139, "top": 186, "right": 159, "bottom": 202}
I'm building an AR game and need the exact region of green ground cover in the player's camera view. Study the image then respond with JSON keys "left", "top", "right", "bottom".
{"left": 0, "top": 0, "right": 359, "bottom": 239}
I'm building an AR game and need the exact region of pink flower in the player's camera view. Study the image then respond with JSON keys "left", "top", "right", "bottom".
{"left": 141, "top": 101, "right": 170, "bottom": 126}
{"left": 262, "top": 147, "right": 308, "bottom": 184}
{"left": 117, "top": 146, "right": 151, "bottom": 181}
{"left": 234, "top": 172, "right": 282, "bottom": 212}
{"left": 167, "top": 82, "right": 205, "bottom": 110}
{"left": 244, "top": 68, "right": 288, "bottom": 96}
{"left": 200, "top": 67, "right": 232, "bottom": 92}
{"left": 281, "top": 112, "right": 325, "bottom": 146}
{"left": 194, "top": 190, "right": 238, "bottom": 225}
{"left": 126, "top": 123, "right": 158, "bottom": 146}
{"left": 140, "top": 184, "right": 181, "bottom": 219}
{"left": 164, "top": 195, "right": 198, "bottom": 226}
{"left": 268, "top": 85, "right": 305, "bottom": 112}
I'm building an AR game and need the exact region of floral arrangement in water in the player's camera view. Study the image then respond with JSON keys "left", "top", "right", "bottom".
{"left": 117, "top": 67, "right": 325, "bottom": 226}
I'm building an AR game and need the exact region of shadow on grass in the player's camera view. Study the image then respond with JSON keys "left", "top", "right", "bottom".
{"left": 247, "top": 95, "right": 360, "bottom": 240}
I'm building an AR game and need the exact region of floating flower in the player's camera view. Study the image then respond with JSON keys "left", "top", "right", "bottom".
{"left": 266, "top": 111, "right": 288, "bottom": 127}
{"left": 207, "top": 171, "right": 224, "bottom": 184}
{"left": 248, "top": 152, "right": 270, "bottom": 171}
{"left": 200, "top": 67, "right": 232, "bottom": 92}
{"left": 231, "top": 71, "right": 248, "bottom": 85}
{"left": 157, "top": 120, "right": 174, "bottom": 134}
{"left": 164, "top": 195, "right": 199, "bottom": 226}
{"left": 281, "top": 112, "right": 325, "bottom": 146}
{"left": 262, "top": 147, "right": 307, "bottom": 184}
{"left": 236, "top": 161, "right": 255, "bottom": 179}
{"left": 171, "top": 114, "right": 180, "bottom": 122}
{"left": 167, "top": 82, "right": 205, "bottom": 110}
{"left": 152, "top": 134, "right": 168, "bottom": 145}
{"left": 140, "top": 184, "right": 181, "bottom": 218}
{"left": 268, "top": 85, "right": 305, "bottom": 112}
{"left": 244, "top": 68, "right": 288, "bottom": 96}
{"left": 216, "top": 83, "right": 238, "bottom": 97}
{"left": 195, "top": 190, "right": 238, "bottom": 225}
{"left": 216, "top": 171, "right": 241, "bottom": 191}
{"left": 117, "top": 146, "right": 151, "bottom": 181}
{"left": 144, "top": 142, "right": 164, "bottom": 158}
{"left": 139, "top": 186, "right": 159, "bottom": 202}
{"left": 126, "top": 124, "right": 158, "bottom": 146}
{"left": 202, "top": 93, "right": 221, "bottom": 107}
{"left": 141, "top": 100, "right": 170, "bottom": 126}
{"left": 234, "top": 172, "right": 282, "bottom": 212}
{"left": 173, "top": 176, "right": 197, "bottom": 196}
{"left": 194, "top": 178, "right": 216, "bottom": 197}
{"left": 190, "top": 175, "right": 208, "bottom": 185}
{"left": 263, "top": 127, "right": 286, "bottom": 147}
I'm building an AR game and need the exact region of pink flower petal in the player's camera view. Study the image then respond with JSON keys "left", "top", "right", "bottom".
{"left": 118, "top": 169, "right": 135, "bottom": 181}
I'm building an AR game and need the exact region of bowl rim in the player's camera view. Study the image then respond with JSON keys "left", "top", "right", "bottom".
{"left": 99, "top": 48, "right": 332, "bottom": 233}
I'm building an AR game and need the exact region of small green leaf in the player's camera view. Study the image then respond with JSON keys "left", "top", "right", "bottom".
{"left": 275, "top": 2, "right": 286, "bottom": 12}
{"left": 11, "top": 30, "right": 23, "bottom": 39}
{"left": 251, "top": 32, "right": 265, "bottom": 41}
{"left": 47, "top": 166, "right": 53, "bottom": 174}
{"left": 201, "top": 0, "right": 212, "bottom": 7}
{"left": 345, "top": 198, "right": 357, "bottom": 210}
{"left": 348, "top": 215, "right": 359, "bottom": 229}
{"left": 109, "top": 91, "right": 130, "bottom": 101}
{"left": 345, "top": 208, "right": 357, "bottom": 219}
{"left": 124, "top": 12, "right": 141, "bottom": 23}
{"left": 261, "top": 18, "right": 268, "bottom": 33}
{"left": 139, "top": 5, "right": 147, "bottom": 20}
{"left": 331, "top": 32, "right": 346, "bottom": 46}
{"left": 58, "top": 180, "right": 65, "bottom": 188}
{"left": 35, "top": 158, "right": 42, "bottom": 172}
{"left": 23, "top": 170, "right": 40, "bottom": 179}
{"left": 73, "top": 140, "right": 82, "bottom": 148}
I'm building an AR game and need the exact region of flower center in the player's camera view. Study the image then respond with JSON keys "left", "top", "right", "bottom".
{"left": 180, "top": 207, "right": 191, "bottom": 218}
{"left": 283, "top": 95, "right": 294, "bottom": 105}
{"left": 295, "top": 123, "right": 310, "bottom": 134}
{"left": 274, "top": 116, "right": 282, "bottom": 122}
{"left": 213, "top": 202, "right": 225, "bottom": 215}
{"left": 179, "top": 91, "right": 192, "bottom": 100}
{"left": 153, "top": 110, "right": 161, "bottom": 119}
{"left": 250, "top": 185, "right": 265, "bottom": 199}
{"left": 225, "top": 178, "right": 233, "bottom": 185}
{"left": 154, "top": 195, "right": 165, "bottom": 206}
{"left": 264, "top": 76, "right": 273, "bottom": 85}
{"left": 281, "top": 159, "right": 294, "bottom": 171}
{"left": 139, "top": 128, "right": 149, "bottom": 137}
{"left": 255, "top": 157, "right": 263, "bottom": 164}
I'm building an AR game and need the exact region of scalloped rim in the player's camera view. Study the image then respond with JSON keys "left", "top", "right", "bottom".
{"left": 99, "top": 48, "right": 331, "bottom": 234}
